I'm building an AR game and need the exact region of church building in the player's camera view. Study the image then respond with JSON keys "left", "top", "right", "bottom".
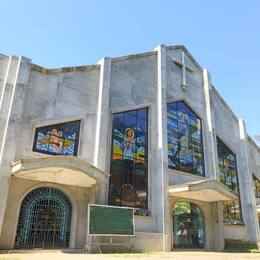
{"left": 0, "top": 44, "right": 259, "bottom": 251}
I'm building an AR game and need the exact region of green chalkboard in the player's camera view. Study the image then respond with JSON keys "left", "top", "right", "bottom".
{"left": 88, "top": 204, "right": 135, "bottom": 236}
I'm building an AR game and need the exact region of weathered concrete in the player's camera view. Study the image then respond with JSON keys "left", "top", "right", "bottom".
{"left": 0, "top": 44, "right": 259, "bottom": 251}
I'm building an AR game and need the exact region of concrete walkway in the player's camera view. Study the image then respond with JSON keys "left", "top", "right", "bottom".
{"left": 0, "top": 251, "right": 259, "bottom": 260}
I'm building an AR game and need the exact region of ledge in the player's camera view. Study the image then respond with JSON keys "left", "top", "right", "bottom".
{"left": 11, "top": 156, "right": 109, "bottom": 188}
{"left": 168, "top": 179, "right": 237, "bottom": 202}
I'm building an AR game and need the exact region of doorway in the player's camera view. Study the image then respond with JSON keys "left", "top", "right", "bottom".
{"left": 173, "top": 201, "right": 205, "bottom": 249}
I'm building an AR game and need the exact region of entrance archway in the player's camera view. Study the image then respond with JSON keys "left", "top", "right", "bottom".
{"left": 15, "top": 187, "right": 72, "bottom": 248}
{"left": 173, "top": 201, "right": 205, "bottom": 249}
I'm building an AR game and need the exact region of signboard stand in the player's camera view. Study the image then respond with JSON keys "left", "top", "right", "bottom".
{"left": 84, "top": 204, "right": 136, "bottom": 253}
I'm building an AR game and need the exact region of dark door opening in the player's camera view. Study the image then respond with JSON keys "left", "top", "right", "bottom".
{"left": 173, "top": 201, "right": 205, "bottom": 249}
{"left": 15, "top": 187, "right": 72, "bottom": 248}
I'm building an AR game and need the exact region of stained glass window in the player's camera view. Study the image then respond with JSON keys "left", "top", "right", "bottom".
{"left": 253, "top": 175, "right": 260, "bottom": 198}
{"left": 223, "top": 201, "right": 241, "bottom": 224}
{"left": 217, "top": 137, "right": 243, "bottom": 224}
{"left": 33, "top": 120, "right": 81, "bottom": 156}
{"left": 167, "top": 101, "right": 205, "bottom": 176}
{"left": 109, "top": 108, "right": 148, "bottom": 209}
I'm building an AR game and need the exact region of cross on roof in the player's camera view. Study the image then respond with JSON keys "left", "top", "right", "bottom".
{"left": 172, "top": 51, "right": 194, "bottom": 91}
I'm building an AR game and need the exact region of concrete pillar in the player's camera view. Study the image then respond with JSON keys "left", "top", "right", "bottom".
{"left": 211, "top": 201, "right": 225, "bottom": 251}
{"left": 93, "top": 57, "right": 111, "bottom": 204}
{"left": 238, "top": 119, "right": 260, "bottom": 244}
{"left": 203, "top": 69, "right": 219, "bottom": 179}
{"left": 153, "top": 45, "right": 170, "bottom": 251}
{"left": 0, "top": 56, "right": 31, "bottom": 237}
{"left": 203, "top": 69, "right": 224, "bottom": 250}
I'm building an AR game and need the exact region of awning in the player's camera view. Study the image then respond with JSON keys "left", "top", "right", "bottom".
{"left": 11, "top": 156, "right": 109, "bottom": 188}
{"left": 168, "top": 179, "right": 237, "bottom": 202}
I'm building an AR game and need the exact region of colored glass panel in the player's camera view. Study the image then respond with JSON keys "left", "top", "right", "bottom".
{"left": 253, "top": 175, "right": 260, "bottom": 198}
{"left": 167, "top": 101, "right": 205, "bottom": 176}
{"left": 217, "top": 137, "right": 243, "bottom": 224}
{"left": 33, "top": 120, "right": 80, "bottom": 156}
{"left": 109, "top": 108, "right": 148, "bottom": 209}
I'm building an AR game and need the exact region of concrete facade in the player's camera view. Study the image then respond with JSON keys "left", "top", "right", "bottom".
{"left": 0, "top": 44, "right": 259, "bottom": 251}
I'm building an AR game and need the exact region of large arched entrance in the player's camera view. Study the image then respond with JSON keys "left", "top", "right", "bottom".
{"left": 173, "top": 201, "right": 205, "bottom": 249}
{"left": 15, "top": 187, "right": 72, "bottom": 248}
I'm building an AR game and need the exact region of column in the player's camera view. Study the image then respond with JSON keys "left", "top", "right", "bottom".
{"left": 203, "top": 69, "right": 219, "bottom": 179}
{"left": 93, "top": 57, "right": 111, "bottom": 204}
{"left": 153, "top": 45, "right": 170, "bottom": 251}
{"left": 238, "top": 119, "right": 260, "bottom": 244}
{"left": 0, "top": 56, "right": 31, "bottom": 236}
{"left": 203, "top": 68, "right": 225, "bottom": 250}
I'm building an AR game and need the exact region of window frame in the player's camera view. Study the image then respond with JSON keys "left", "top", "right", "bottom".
{"left": 108, "top": 107, "right": 149, "bottom": 211}
{"left": 253, "top": 174, "right": 260, "bottom": 198}
{"left": 167, "top": 101, "right": 205, "bottom": 177}
{"left": 32, "top": 120, "right": 81, "bottom": 156}
{"left": 216, "top": 137, "right": 243, "bottom": 225}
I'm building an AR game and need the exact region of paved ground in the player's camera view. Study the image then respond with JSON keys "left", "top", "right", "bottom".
{"left": 0, "top": 251, "right": 259, "bottom": 260}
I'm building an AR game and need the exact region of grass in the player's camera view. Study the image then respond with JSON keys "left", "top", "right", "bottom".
{"left": 224, "top": 248, "right": 260, "bottom": 253}
{"left": 249, "top": 249, "right": 260, "bottom": 253}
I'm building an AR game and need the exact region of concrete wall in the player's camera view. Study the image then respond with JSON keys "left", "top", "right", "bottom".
{"left": 0, "top": 177, "right": 93, "bottom": 250}
{"left": 211, "top": 88, "right": 260, "bottom": 244}
{"left": 0, "top": 44, "right": 260, "bottom": 251}
{"left": 16, "top": 66, "right": 101, "bottom": 163}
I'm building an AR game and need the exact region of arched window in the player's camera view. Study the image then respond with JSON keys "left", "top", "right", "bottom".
{"left": 167, "top": 101, "right": 204, "bottom": 176}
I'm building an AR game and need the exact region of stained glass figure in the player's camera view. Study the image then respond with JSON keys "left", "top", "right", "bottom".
{"left": 167, "top": 101, "right": 204, "bottom": 176}
{"left": 33, "top": 120, "right": 80, "bottom": 156}
{"left": 109, "top": 108, "right": 148, "bottom": 209}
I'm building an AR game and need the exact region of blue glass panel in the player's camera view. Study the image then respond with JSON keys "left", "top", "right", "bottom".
{"left": 124, "top": 113, "right": 137, "bottom": 129}
{"left": 36, "top": 133, "right": 49, "bottom": 152}
{"left": 178, "top": 148, "right": 193, "bottom": 164}
{"left": 168, "top": 131, "right": 178, "bottom": 146}
{"left": 167, "top": 103, "right": 177, "bottom": 115}
{"left": 177, "top": 102, "right": 196, "bottom": 117}
{"left": 137, "top": 117, "right": 147, "bottom": 135}
{"left": 168, "top": 118, "right": 178, "bottom": 132}
{"left": 63, "top": 140, "right": 75, "bottom": 155}
{"left": 167, "top": 101, "right": 204, "bottom": 176}
{"left": 177, "top": 110, "right": 190, "bottom": 124}
{"left": 113, "top": 113, "right": 124, "bottom": 138}
{"left": 137, "top": 108, "right": 147, "bottom": 119}
{"left": 178, "top": 122, "right": 189, "bottom": 136}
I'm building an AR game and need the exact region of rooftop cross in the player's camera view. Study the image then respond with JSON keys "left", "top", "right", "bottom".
{"left": 172, "top": 51, "right": 193, "bottom": 91}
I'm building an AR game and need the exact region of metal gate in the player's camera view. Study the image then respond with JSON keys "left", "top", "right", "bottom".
{"left": 15, "top": 187, "right": 72, "bottom": 248}
{"left": 173, "top": 201, "right": 205, "bottom": 249}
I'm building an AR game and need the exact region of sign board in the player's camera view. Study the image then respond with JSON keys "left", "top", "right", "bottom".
{"left": 88, "top": 204, "right": 135, "bottom": 236}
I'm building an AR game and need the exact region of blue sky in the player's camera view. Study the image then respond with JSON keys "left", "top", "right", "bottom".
{"left": 1, "top": 0, "right": 259, "bottom": 137}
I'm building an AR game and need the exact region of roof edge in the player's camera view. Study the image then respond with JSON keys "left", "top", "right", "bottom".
{"left": 31, "top": 63, "right": 100, "bottom": 74}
